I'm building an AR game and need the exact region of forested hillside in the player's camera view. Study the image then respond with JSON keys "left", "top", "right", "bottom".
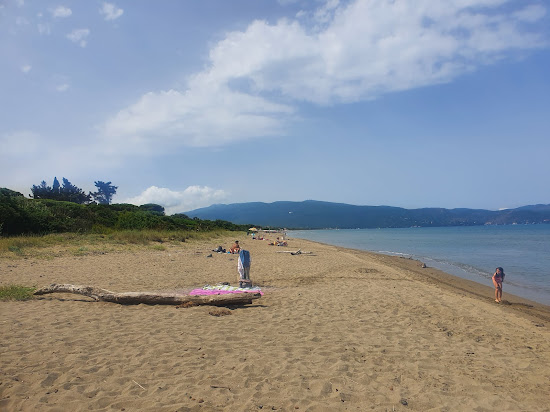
{"left": 186, "top": 200, "right": 550, "bottom": 229}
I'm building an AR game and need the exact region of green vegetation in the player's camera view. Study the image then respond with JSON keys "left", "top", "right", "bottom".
{"left": 0, "top": 229, "right": 239, "bottom": 259}
{"left": 0, "top": 285, "right": 36, "bottom": 301}
{"left": 31, "top": 177, "right": 92, "bottom": 204}
{"left": 90, "top": 181, "right": 118, "bottom": 205}
{"left": 29, "top": 178, "right": 118, "bottom": 205}
{"left": 1, "top": 187, "right": 254, "bottom": 237}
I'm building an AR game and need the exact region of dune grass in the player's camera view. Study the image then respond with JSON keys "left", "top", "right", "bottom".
{"left": 0, "top": 229, "right": 244, "bottom": 259}
{"left": 0, "top": 285, "right": 36, "bottom": 301}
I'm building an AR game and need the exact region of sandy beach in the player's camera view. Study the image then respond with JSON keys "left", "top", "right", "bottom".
{"left": 1, "top": 234, "right": 549, "bottom": 411}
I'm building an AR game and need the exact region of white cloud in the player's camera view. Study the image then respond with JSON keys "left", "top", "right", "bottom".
{"left": 100, "top": 3, "right": 124, "bottom": 21}
{"left": 51, "top": 6, "right": 72, "bottom": 18}
{"left": 102, "top": 87, "right": 293, "bottom": 152}
{"left": 66, "top": 28, "right": 90, "bottom": 47}
{"left": 204, "top": 0, "right": 547, "bottom": 104}
{"left": 16, "top": 0, "right": 24, "bottom": 7}
{"left": 101, "top": 0, "right": 548, "bottom": 150}
{"left": 21, "top": 65, "right": 32, "bottom": 73}
{"left": 123, "top": 186, "right": 228, "bottom": 215}
{"left": 56, "top": 83, "right": 69, "bottom": 92}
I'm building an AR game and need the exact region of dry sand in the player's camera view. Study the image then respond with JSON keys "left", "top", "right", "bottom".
{"left": 1, "top": 234, "right": 550, "bottom": 411}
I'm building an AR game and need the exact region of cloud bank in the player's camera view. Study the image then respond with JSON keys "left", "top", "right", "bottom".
{"left": 101, "top": 0, "right": 547, "bottom": 153}
{"left": 123, "top": 186, "right": 228, "bottom": 215}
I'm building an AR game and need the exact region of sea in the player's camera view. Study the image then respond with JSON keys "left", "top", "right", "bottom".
{"left": 288, "top": 224, "right": 550, "bottom": 305}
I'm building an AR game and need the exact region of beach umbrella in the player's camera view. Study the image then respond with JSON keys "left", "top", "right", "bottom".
{"left": 248, "top": 227, "right": 258, "bottom": 231}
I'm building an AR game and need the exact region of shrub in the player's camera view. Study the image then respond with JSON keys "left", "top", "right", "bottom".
{"left": 139, "top": 203, "right": 165, "bottom": 215}
{"left": 1, "top": 188, "right": 253, "bottom": 236}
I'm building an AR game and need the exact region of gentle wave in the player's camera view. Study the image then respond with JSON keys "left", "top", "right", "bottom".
{"left": 375, "top": 250, "right": 411, "bottom": 257}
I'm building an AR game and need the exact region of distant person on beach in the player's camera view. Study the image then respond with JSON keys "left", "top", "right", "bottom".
{"left": 229, "top": 240, "right": 241, "bottom": 254}
{"left": 492, "top": 267, "right": 505, "bottom": 303}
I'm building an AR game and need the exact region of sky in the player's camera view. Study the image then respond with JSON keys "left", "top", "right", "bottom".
{"left": 1, "top": 0, "right": 549, "bottom": 214}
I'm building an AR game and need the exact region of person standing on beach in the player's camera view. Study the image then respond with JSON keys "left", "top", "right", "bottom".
{"left": 492, "top": 267, "right": 505, "bottom": 303}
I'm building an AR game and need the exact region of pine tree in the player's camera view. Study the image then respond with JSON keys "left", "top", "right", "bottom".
{"left": 52, "top": 177, "right": 61, "bottom": 198}
{"left": 60, "top": 178, "right": 91, "bottom": 204}
{"left": 30, "top": 180, "right": 52, "bottom": 199}
{"left": 91, "top": 181, "right": 118, "bottom": 205}
{"left": 30, "top": 178, "right": 90, "bottom": 204}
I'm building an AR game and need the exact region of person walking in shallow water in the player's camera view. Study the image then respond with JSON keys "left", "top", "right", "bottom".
{"left": 492, "top": 267, "right": 505, "bottom": 303}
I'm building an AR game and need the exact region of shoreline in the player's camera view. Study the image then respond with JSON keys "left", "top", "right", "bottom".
{"left": 1, "top": 234, "right": 550, "bottom": 411}
{"left": 287, "top": 226, "right": 550, "bottom": 306}
{"left": 292, "top": 236, "right": 550, "bottom": 323}
{"left": 332, "top": 242, "right": 550, "bottom": 323}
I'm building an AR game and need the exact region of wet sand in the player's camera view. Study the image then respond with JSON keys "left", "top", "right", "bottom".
{"left": 1, "top": 234, "right": 550, "bottom": 411}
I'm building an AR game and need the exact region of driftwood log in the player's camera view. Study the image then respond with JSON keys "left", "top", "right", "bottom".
{"left": 33, "top": 283, "right": 261, "bottom": 306}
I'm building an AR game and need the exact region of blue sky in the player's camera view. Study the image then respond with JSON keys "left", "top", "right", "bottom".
{"left": 2, "top": 0, "right": 549, "bottom": 214}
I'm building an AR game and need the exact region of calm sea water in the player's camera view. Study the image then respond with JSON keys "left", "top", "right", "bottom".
{"left": 288, "top": 225, "right": 550, "bottom": 305}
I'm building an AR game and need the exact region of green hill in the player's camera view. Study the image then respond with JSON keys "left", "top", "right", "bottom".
{"left": 185, "top": 200, "right": 550, "bottom": 229}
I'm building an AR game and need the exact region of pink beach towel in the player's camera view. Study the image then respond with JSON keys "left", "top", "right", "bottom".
{"left": 189, "top": 285, "right": 264, "bottom": 296}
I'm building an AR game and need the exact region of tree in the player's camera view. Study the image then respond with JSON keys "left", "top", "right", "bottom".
{"left": 30, "top": 178, "right": 90, "bottom": 204}
{"left": 91, "top": 181, "right": 118, "bottom": 205}
{"left": 52, "top": 177, "right": 61, "bottom": 198}
{"left": 60, "top": 178, "right": 91, "bottom": 204}
{"left": 30, "top": 180, "right": 53, "bottom": 199}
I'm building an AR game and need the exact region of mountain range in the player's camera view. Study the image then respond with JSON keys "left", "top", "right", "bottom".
{"left": 184, "top": 201, "right": 550, "bottom": 229}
